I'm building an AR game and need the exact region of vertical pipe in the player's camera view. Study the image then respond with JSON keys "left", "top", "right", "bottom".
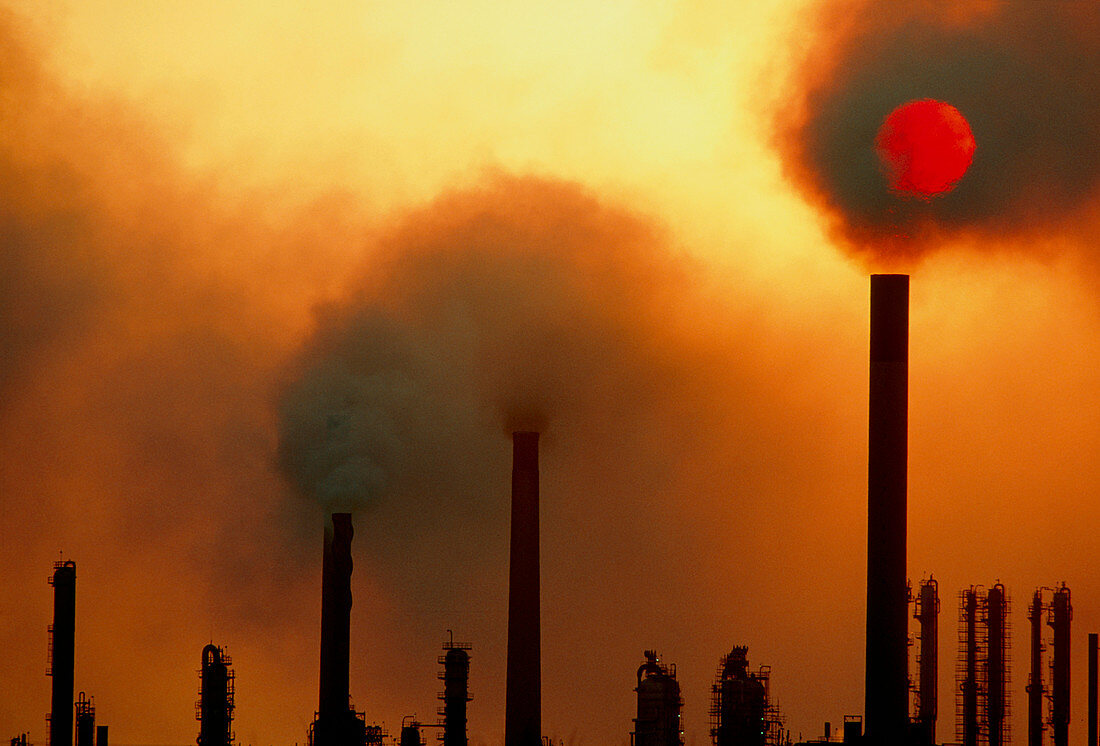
{"left": 95, "top": 726, "right": 107, "bottom": 746}
{"left": 505, "top": 432, "right": 540, "bottom": 746}
{"left": 319, "top": 513, "right": 354, "bottom": 719}
{"left": 987, "top": 584, "right": 1007, "bottom": 746}
{"left": 916, "top": 579, "right": 938, "bottom": 746}
{"left": 49, "top": 561, "right": 76, "bottom": 746}
{"left": 866, "top": 274, "right": 909, "bottom": 746}
{"left": 73, "top": 693, "right": 94, "bottom": 746}
{"left": 963, "top": 589, "right": 978, "bottom": 746}
{"left": 1089, "top": 633, "right": 1097, "bottom": 746}
{"left": 1028, "top": 590, "right": 1045, "bottom": 746}
{"left": 1051, "top": 586, "right": 1071, "bottom": 746}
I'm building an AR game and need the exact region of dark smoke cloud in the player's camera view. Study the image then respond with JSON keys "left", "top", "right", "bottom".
{"left": 774, "top": 0, "right": 1100, "bottom": 262}
{"left": 276, "top": 175, "right": 706, "bottom": 514}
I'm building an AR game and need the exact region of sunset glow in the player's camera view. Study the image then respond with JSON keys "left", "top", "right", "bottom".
{"left": 4, "top": 3, "right": 1100, "bottom": 746}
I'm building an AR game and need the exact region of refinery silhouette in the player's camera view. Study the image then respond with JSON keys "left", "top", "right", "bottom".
{"left": 10, "top": 275, "right": 1097, "bottom": 746}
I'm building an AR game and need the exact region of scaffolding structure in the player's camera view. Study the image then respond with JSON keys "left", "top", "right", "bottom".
{"left": 710, "top": 648, "right": 785, "bottom": 746}
{"left": 1048, "top": 585, "right": 1072, "bottom": 746}
{"left": 196, "top": 645, "right": 235, "bottom": 746}
{"left": 912, "top": 578, "right": 939, "bottom": 746}
{"left": 437, "top": 634, "right": 472, "bottom": 746}
{"left": 955, "top": 585, "right": 1012, "bottom": 746}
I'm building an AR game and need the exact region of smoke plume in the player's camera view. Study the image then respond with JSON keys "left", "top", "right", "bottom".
{"left": 774, "top": 0, "right": 1100, "bottom": 262}
{"left": 276, "top": 175, "right": 710, "bottom": 514}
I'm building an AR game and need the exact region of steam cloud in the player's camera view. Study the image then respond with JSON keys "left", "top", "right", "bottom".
{"left": 774, "top": 0, "right": 1100, "bottom": 261}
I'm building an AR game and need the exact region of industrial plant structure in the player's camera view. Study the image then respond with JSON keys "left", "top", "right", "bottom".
{"left": 710, "top": 647, "right": 784, "bottom": 746}
{"left": 11, "top": 277, "right": 1100, "bottom": 746}
{"left": 197, "top": 645, "right": 235, "bottom": 746}
{"left": 912, "top": 578, "right": 939, "bottom": 746}
{"left": 438, "top": 636, "right": 472, "bottom": 746}
{"left": 47, "top": 560, "right": 76, "bottom": 746}
{"left": 631, "top": 651, "right": 683, "bottom": 746}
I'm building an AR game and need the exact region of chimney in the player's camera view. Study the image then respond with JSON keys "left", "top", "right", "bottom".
{"left": 320, "top": 513, "right": 354, "bottom": 718}
{"left": 312, "top": 513, "right": 366, "bottom": 746}
{"left": 48, "top": 560, "right": 76, "bottom": 746}
{"left": 505, "top": 432, "right": 540, "bottom": 746}
{"left": 865, "top": 274, "right": 909, "bottom": 746}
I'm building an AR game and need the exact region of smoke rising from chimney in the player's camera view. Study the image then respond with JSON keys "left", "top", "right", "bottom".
{"left": 773, "top": 1, "right": 1100, "bottom": 262}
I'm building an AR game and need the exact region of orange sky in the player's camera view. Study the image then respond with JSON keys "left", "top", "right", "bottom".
{"left": 3, "top": 3, "right": 1100, "bottom": 746}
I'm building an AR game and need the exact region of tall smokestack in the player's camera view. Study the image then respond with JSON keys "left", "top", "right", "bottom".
{"left": 319, "top": 513, "right": 354, "bottom": 719}
{"left": 505, "top": 431, "right": 540, "bottom": 746}
{"left": 48, "top": 560, "right": 76, "bottom": 746}
{"left": 865, "top": 274, "right": 908, "bottom": 746}
{"left": 312, "top": 513, "right": 366, "bottom": 746}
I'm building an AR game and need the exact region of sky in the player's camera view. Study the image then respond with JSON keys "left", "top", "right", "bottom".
{"left": 3, "top": 2, "right": 1100, "bottom": 746}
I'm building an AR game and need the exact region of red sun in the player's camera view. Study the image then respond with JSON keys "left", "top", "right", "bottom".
{"left": 875, "top": 99, "right": 976, "bottom": 198}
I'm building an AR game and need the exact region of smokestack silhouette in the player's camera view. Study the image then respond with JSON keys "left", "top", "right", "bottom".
{"left": 440, "top": 636, "right": 471, "bottom": 746}
{"left": 865, "top": 274, "right": 908, "bottom": 746}
{"left": 1051, "top": 585, "right": 1071, "bottom": 746}
{"left": 505, "top": 432, "right": 540, "bottom": 746}
{"left": 197, "top": 645, "right": 234, "bottom": 746}
{"left": 1027, "top": 590, "right": 1044, "bottom": 746}
{"left": 1090, "top": 633, "right": 1098, "bottom": 746}
{"left": 48, "top": 560, "right": 76, "bottom": 746}
{"left": 312, "top": 513, "right": 367, "bottom": 746}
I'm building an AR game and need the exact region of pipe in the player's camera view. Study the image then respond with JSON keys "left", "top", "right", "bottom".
{"left": 74, "top": 693, "right": 94, "bottom": 746}
{"left": 1028, "top": 590, "right": 1045, "bottom": 746}
{"left": 1089, "top": 632, "right": 1097, "bottom": 746}
{"left": 865, "top": 274, "right": 909, "bottom": 746}
{"left": 505, "top": 432, "right": 540, "bottom": 746}
{"left": 49, "top": 561, "right": 76, "bottom": 746}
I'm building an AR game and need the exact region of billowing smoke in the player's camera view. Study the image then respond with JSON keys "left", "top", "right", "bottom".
{"left": 276, "top": 175, "right": 704, "bottom": 514}
{"left": 773, "top": 0, "right": 1100, "bottom": 261}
